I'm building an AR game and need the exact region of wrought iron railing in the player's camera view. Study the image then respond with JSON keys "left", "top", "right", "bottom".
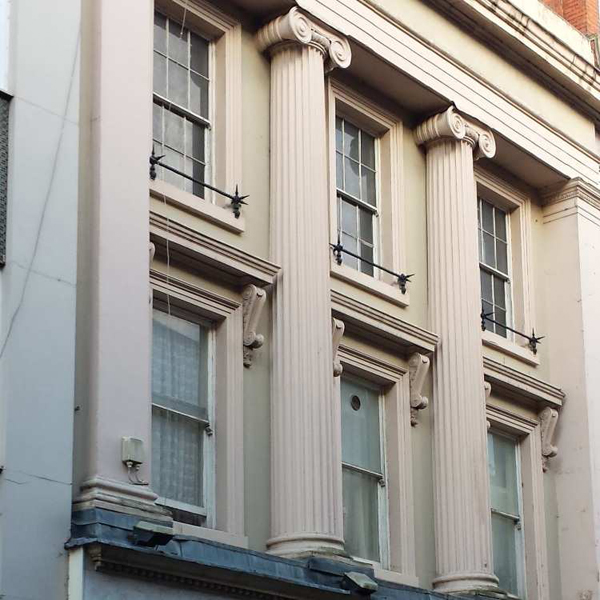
{"left": 149, "top": 150, "right": 248, "bottom": 218}
{"left": 480, "top": 310, "right": 544, "bottom": 354}
{"left": 330, "top": 237, "right": 413, "bottom": 294}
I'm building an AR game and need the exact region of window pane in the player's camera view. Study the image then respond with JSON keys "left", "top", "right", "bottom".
{"left": 480, "top": 270, "right": 493, "bottom": 303}
{"left": 360, "top": 243, "right": 374, "bottom": 276}
{"left": 341, "top": 378, "right": 381, "bottom": 472}
{"left": 344, "top": 120, "right": 359, "bottom": 160}
{"left": 495, "top": 208, "right": 507, "bottom": 241}
{"left": 190, "top": 32, "right": 209, "bottom": 76}
{"left": 496, "top": 240, "right": 508, "bottom": 274}
{"left": 190, "top": 72, "right": 209, "bottom": 119}
{"left": 493, "top": 277, "right": 506, "bottom": 309}
{"left": 152, "top": 406, "right": 204, "bottom": 507}
{"left": 152, "top": 309, "right": 208, "bottom": 416}
{"left": 336, "top": 152, "right": 343, "bottom": 189}
{"left": 488, "top": 433, "right": 519, "bottom": 516}
{"left": 481, "top": 200, "right": 494, "bottom": 233}
{"left": 361, "top": 167, "right": 376, "bottom": 206}
{"left": 495, "top": 308, "right": 507, "bottom": 338}
{"left": 482, "top": 300, "right": 494, "bottom": 322}
{"left": 153, "top": 52, "right": 167, "bottom": 96}
{"left": 344, "top": 158, "right": 360, "bottom": 198}
{"left": 361, "top": 131, "right": 375, "bottom": 169}
{"left": 341, "top": 233, "right": 358, "bottom": 269}
{"left": 483, "top": 232, "right": 495, "bottom": 267}
{"left": 359, "top": 208, "right": 373, "bottom": 244}
{"left": 154, "top": 12, "right": 167, "bottom": 55}
{"left": 164, "top": 110, "right": 184, "bottom": 153}
{"left": 492, "top": 512, "right": 520, "bottom": 597}
{"left": 163, "top": 147, "right": 184, "bottom": 188}
{"left": 336, "top": 117, "right": 343, "bottom": 153}
{"left": 341, "top": 199, "right": 357, "bottom": 236}
{"left": 168, "top": 60, "right": 188, "bottom": 107}
{"left": 168, "top": 19, "right": 188, "bottom": 66}
{"left": 191, "top": 160, "right": 205, "bottom": 198}
{"left": 186, "top": 120, "right": 205, "bottom": 163}
{"left": 343, "top": 468, "right": 380, "bottom": 562}
{"left": 153, "top": 103, "right": 163, "bottom": 143}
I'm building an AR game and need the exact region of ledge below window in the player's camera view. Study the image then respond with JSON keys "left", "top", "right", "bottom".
{"left": 150, "top": 179, "right": 245, "bottom": 234}
{"left": 172, "top": 522, "right": 248, "bottom": 549}
{"left": 482, "top": 330, "right": 540, "bottom": 367}
{"left": 331, "top": 261, "right": 409, "bottom": 308}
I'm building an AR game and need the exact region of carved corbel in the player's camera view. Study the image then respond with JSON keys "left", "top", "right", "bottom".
{"left": 242, "top": 285, "right": 267, "bottom": 368}
{"left": 539, "top": 407, "right": 559, "bottom": 472}
{"left": 484, "top": 381, "right": 492, "bottom": 430}
{"left": 409, "top": 353, "right": 430, "bottom": 426}
{"left": 332, "top": 318, "right": 345, "bottom": 377}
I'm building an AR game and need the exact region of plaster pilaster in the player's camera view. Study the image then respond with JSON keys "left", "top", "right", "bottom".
{"left": 256, "top": 8, "right": 351, "bottom": 558}
{"left": 415, "top": 107, "right": 498, "bottom": 594}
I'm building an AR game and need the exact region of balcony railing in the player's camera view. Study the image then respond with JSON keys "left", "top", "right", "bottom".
{"left": 481, "top": 310, "right": 544, "bottom": 354}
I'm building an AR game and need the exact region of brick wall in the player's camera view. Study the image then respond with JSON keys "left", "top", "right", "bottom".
{"left": 541, "top": 0, "right": 599, "bottom": 34}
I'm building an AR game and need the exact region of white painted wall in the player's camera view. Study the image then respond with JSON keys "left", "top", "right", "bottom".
{"left": 0, "top": 0, "right": 9, "bottom": 93}
{"left": 0, "top": 0, "right": 80, "bottom": 598}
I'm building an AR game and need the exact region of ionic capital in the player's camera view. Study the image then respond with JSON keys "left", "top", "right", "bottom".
{"left": 256, "top": 7, "right": 351, "bottom": 71}
{"left": 414, "top": 106, "right": 496, "bottom": 160}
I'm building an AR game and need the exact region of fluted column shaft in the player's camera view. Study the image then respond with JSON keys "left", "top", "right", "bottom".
{"left": 256, "top": 9, "right": 351, "bottom": 557}
{"left": 416, "top": 108, "right": 498, "bottom": 594}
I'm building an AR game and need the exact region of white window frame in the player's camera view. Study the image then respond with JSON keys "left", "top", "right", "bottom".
{"left": 150, "top": 268, "right": 246, "bottom": 547}
{"left": 151, "top": 0, "right": 243, "bottom": 231}
{"left": 475, "top": 167, "right": 537, "bottom": 366}
{"left": 327, "top": 80, "right": 408, "bottom": 308}
{"left": 486, "top": 403, "right": 550, "bottom": 600}
{"left": 340, "top": 372, "right": 389, "bottom": 568}
{"left": 337, "top": 344, "right": 417, "bottom": 587}
{"left": 151, "top": 299, "right": 217, "bottom": 526}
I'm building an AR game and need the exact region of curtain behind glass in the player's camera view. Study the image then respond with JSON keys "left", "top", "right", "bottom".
{"left": 151, "top": 309, "right": 209, "bottom": 509}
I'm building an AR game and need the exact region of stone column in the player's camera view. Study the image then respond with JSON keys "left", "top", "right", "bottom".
{"left": 415, "top": 107, "right": 498, "bottom": 594}
{"left": 256, "top": 9, "right": 351, "bottom": 557}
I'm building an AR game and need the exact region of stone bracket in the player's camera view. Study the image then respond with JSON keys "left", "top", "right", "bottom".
{"left": 484, "top": 381, "right": 492, "bottom": 430}
{"left": 332, "top": 318, "right": 345, "bottom": 377}
{"left": 408, "top": 353, "right": 430, "bottom": 426}
{"left": 243, "top": 285, "right": 267, "bottom": 368}
{"left": 539, "top": 407, "right": 559, "bottom": 472}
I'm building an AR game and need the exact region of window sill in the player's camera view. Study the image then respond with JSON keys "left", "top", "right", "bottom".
{"left": 150, "top": 179, "right": 245, "bottom": 234}
{"left": 172, "top": 522, "right": 249, "bottom": 549}
{"left": 374, "top": 567, "right": 419, "bottom": 588}
{"left": 482, "top": 330, "right": 540, "bottom": 367}
{"left": 331, "top": 261, "right": 409, "bottom": 308}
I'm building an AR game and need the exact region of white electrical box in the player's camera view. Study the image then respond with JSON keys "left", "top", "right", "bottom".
{"left": 121, "top": 437, "right": 145, "bottom": 466}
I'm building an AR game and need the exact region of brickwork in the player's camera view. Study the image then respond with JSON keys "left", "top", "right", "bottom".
{"left": 542, "top": 0, "right": 599, "bottom": 34}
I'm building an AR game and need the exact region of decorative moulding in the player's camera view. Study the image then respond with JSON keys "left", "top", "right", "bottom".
{"left": 331, "top": 289, "right": 438, "bottom": 356}
{"left": 414, "top": 106, "right": 496, "bottom": 160}
{"left": 332, "top": 318, "right": 345, "bottom": 377}
{"left": 539, "top": 407, "right": 559, "bottom": 472}
{"left": 242, "top": 285, "right": 267, "bottom": 368}
{"left": 483, "top": 355, "right": 564, "bottom": 409}
{"left": 150, "top": 211, "right": 280, "bottom": 288}
{"left": 540, "top": 177, "right": 600, "bottom": 213}
{"left": 256, "top": 7, "right": 351, "bottom": 72}
{"left": 408, "top": 353, "right": 429, "bottom": 426}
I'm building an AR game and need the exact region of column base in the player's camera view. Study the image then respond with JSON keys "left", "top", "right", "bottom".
{"left": 73, "top": 476, "right": 172, "bottom": 523}
{"left": 267, "top": 533, "right": 346, "bottom": 559}
{"left": 433, "top": 572, "right": 499, "bottom": 596}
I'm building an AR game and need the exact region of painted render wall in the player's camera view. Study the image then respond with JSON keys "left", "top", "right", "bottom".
{"left": 0, "top": 0, "right": 80, "bottom": 599}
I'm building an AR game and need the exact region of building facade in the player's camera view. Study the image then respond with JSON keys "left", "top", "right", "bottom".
{"left": 1, "top": 0, "right": 600, "bottom": 599}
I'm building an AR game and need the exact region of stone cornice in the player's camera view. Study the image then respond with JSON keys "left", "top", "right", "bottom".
{"left": 483, "top": 355, "right": 564, "bottom": 408}
{"left": 256, "top": 7, "right": 351, "bottom": 70}
{"left": 330, "top": 289, "right": 438, "bottom": 355}
{"left": 414, "top": 106, "right": 496, "bottom": 160}
{"left": 540, "top": 177, "right": 600, "bottom": 213}
{"left": 423, "top": 0, "right": 600, "bottom": 123}
{"left": 149, "top": 211, "right": 280, "bottom": 288}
